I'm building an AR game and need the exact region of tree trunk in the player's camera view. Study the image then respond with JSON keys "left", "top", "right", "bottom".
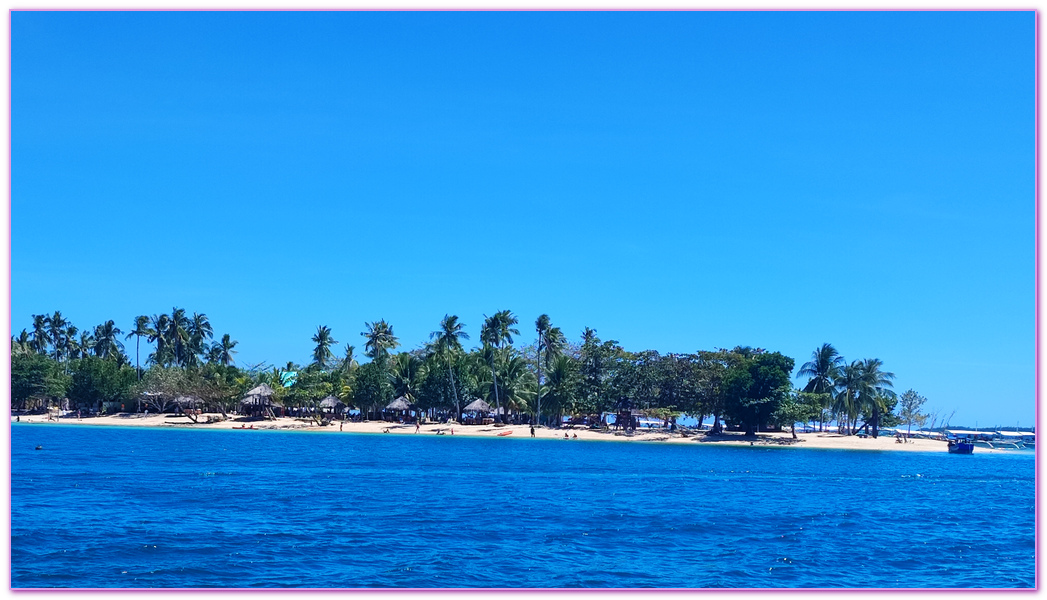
{"left": 791, "top": 422, "right": 797, "bottom": 439}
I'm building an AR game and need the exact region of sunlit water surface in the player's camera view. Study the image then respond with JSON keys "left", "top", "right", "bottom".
{"left": 10, "top": 424, "right": 1035, "bottom": 588}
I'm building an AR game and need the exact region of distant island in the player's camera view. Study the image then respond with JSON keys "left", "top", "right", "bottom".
{"left": 11, "top": 307, "right": 959, "bottom": 447}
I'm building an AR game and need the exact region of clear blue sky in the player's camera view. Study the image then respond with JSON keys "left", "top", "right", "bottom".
{"left": 11, "top": 11, "right": 1034, "bottom": 427}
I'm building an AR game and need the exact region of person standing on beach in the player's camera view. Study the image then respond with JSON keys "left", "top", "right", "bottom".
{"left": 415, "top": 422, "right": 420, "bottom": 434}
{"left": 530, "top": 425, "right": 535, "bottom": 438}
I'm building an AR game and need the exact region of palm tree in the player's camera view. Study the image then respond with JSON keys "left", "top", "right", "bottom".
{"left": 340, "top": 344, "right": 359, "bottom": 373}
{"left": 93, "top": 320, "right": 124, "bottom": 359}
{"left": 312, "top": 325, "right": 337, "bottom": 367}
{"left": 187, "top": 313, "right": 213, "bottom": 366}
{"left": 362, "top": 319, "right": 399, "bottom": 362}
{"left": 798, "top": 343, "right": 844, "bottom": 431}
{"left": 30, "top": 314, "right": 49, "bottom": 355}
{"left": 481, "top": 310, "right": 519, "bottom": 422}
{"left": 63, "top": 325, "right": 79, "bottom": 361}
{"left": 125, "top": 315, "right": 153, "bottom": 379}
{"left": 11, "top": 330, "right": 32, "bottom": 357}
{"left": 481, "top": 315, "right": 503, "bottom": 420}
{"left": 165, "top": 308, "right": 191, "bottom": 367}
{"left": 390, "top": 352, "right": 426, "bottom": 404}
{"left": 857, "top": 358, "right": 896, "bottom": 438}
{"left": 535, "top": 314, "right": 550, "bottom": 423}
{"left": 46, "top": 311, "right": 68, "bottom": 362}
{"left": 214, "top": 334, "right": 238, "bottom": 366}
{"left": 833, "top": 361, "right": 864, "bottom": 435}
{"left": 496, "top": 353, "right": 535, "bottom": 418}
{"left": 148, "top": 313, "right": 172, "bottom": 366}
{"left": 430, "top": 314, "right": 469, "bottom": 418}
{"left": 543, "top": 354, "right": 579, "bottom": 424}
{"left": 76, "top": 331, "right": 96, "bottom": 359}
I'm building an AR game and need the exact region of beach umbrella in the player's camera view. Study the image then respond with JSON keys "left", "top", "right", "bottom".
{"left": 463, "top": 398, "right": 492, "bottom": 413}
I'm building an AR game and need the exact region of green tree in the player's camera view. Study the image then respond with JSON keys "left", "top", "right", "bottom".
{"left": 362, "top": 319, "right": 399, "bottom": 362}
{"left": 30, "top": 314, "right": 50, "bottom": 355}
{"left": 212, "top": 334, "right": 238, "bottom": 366}
{"left": 722, "top": 348, "right": 795, "bottom": 436}
{"left": 480, "top": 310, "right": 519, "bottom": 422}
{"left": 125, "top": 315, "right": 153, "bottom": 379}
{"left": 353, "top": 360, "right": 393, "bottom": 419}
{"left": 797, "top": 343, "right": 844, "bottom": 431}
{"left": 46, "top": 311, "right": 69, "bottom": 363}
{"left": 429, "top": 314, "right": 469, "bottom": 418}
{"left": 390, "top": 352, "right": 426, "bottom": 405}
{"left": 773, "top": 390, "right": 824, "bottom": 438}
{"left": 11, "top": 353, "right": 69, "bottom": 411}
{"left": 542, "top": 354, "right": 580, "bottom": 423}
{"left": 897, "top": 389, "right": 928, "bottom": 437}
{"left": 312, "top": 325, "right": 338, "bottom": 368}
{"left": 92, "top": 320, "right": 125, "bottom": 360}
{"left": 186, "top": 313, "right": 213, "bottom": 367}
{"left": 68, "top": 355, "right": 137, "bottom": 412}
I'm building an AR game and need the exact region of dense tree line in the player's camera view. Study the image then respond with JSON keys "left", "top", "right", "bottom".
{"left": 12, "top": 309, "right": 914, "bottom": 437}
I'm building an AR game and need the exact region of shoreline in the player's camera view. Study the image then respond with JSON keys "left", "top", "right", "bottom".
{"left": 9, "top": 413, "right": 1002, "bottom": 454}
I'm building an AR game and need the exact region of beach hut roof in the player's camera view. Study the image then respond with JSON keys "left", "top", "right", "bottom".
{"left": 245, "top": 384, "right": 275, "bottom": 397}
{"left": 386, "top": 397, "right": 411, "bottom": 411}
{"left": 319, "top": 396, "right": 345, "bottom": 409}
{"left": 463, "top": 398, "right": 492, "bottom": 412}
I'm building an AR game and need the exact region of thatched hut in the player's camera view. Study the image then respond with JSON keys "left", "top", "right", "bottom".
{"left": 319, "top": 395, "right": 347, "bottom": 418}
{"left": 463, "top": 398, "right": 493, "bottom": 425}
{"left": 384, "top": 396, "right": 413, "bottom": 422}
{"left": 241, "top": 384, "right": 282, "bottom": 419}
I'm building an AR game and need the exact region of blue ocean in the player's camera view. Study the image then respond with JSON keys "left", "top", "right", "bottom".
{"left": 10, "top": 424, "right": 1035, "bottom": 588}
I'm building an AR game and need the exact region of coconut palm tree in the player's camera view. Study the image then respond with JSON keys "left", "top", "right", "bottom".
{"left": 165, "top": 308, "right": 191, "bottom": 367}
{"left": 534, "top": 316, "right": 565, "bottom": 424}
{"left": 187, "top": 313, "right": 213, "bottom": 366}
{"left": 213, "top": 334, "right": 238, "bottom": 366}
{"left": 856, "top": 358, "right": 896, "bottom": 438}
{"left": 362, "top": 319, "right": 399, "bottom": 362}
{"left": 92, "top": 320, "right": 124, "bottom": 359}
{"left": 798, "top": 343, "right": 844, "bottom": 431}
{"left": 75, "top": 331, "right": 96, "bottom": 360}
{"left": 340, "top": 344, "right": 359, "bottom": 373}
{"left": 481, "top": 310, "right": 519, "bottom": 422}
{"left": 125, "top": 315, "right": 153, "bottom": 379}
{"left": 30, "top": 314, "right": 49, "bottom": 355}
{"left": 430, "top": 314, "right": 469, "bottom": 418}
{"left": 11, "top": 330, "right": 32, "bottom": 357}
{"left": 63, "top": 325, "right": 80, "bottom": 361}
{"left": 390, "top": 352, "right": 426, "bottom": 404}
{"left": 148, "top": 313, "right": 172, "bottom": 366}
{"left": 312, "top": 325, "right": 338, "bottom": 367}
{"left": 833, "top": 361, "right": 864, "bottom": 434}
{"left": 543, "top": 354, "right": 579, "bottom": 424}
{"left": 46, "top": 311, "right": 68, "bottom": 362}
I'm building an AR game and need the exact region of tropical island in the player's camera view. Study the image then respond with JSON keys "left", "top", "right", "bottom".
{"left": 11, "top": 307, "right": 981, "bottom": 451}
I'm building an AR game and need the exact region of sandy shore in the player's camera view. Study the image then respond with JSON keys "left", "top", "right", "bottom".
{"left": 9, "top": 412, "right": 988, "bottom": 454}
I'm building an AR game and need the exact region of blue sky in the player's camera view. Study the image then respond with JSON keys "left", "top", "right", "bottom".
{"left": 11, "top": 11, "right": 1034, "bottom": 427}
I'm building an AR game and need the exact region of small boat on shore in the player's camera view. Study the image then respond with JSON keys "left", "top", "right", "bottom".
{"left": 948, "top": 440, "right": 974, "bottom": 454}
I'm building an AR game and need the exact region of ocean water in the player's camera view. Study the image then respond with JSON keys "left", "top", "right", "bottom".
{"left": 10, "top": 424, "right": 1035, "bottom": 588}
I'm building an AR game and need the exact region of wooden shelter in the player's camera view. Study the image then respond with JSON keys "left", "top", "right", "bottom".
{"left": 241, "top": 384, "right": 282, "bottom": 419}
{"left": 319, "top": 395, "right": 347, "bottom": 417}
{"left": 463, "top": 398, "right": 493, "bottom": 425}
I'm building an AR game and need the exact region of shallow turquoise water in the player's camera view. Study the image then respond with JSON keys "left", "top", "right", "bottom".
{"left": 10, "top": 424, "right": 1035, "bottom": 588}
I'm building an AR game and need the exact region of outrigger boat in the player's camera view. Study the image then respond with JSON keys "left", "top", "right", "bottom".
{"left": 947, "top": 440, "right": 975, "bottom": 454}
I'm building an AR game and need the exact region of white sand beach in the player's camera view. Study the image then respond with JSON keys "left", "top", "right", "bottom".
{"left": 11, "top": 412, "right": 984, "bottom": 453}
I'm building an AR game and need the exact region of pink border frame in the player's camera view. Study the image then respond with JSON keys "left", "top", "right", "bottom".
{"left": 4, "top": 7, "right": 1038, "bottom": 590}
